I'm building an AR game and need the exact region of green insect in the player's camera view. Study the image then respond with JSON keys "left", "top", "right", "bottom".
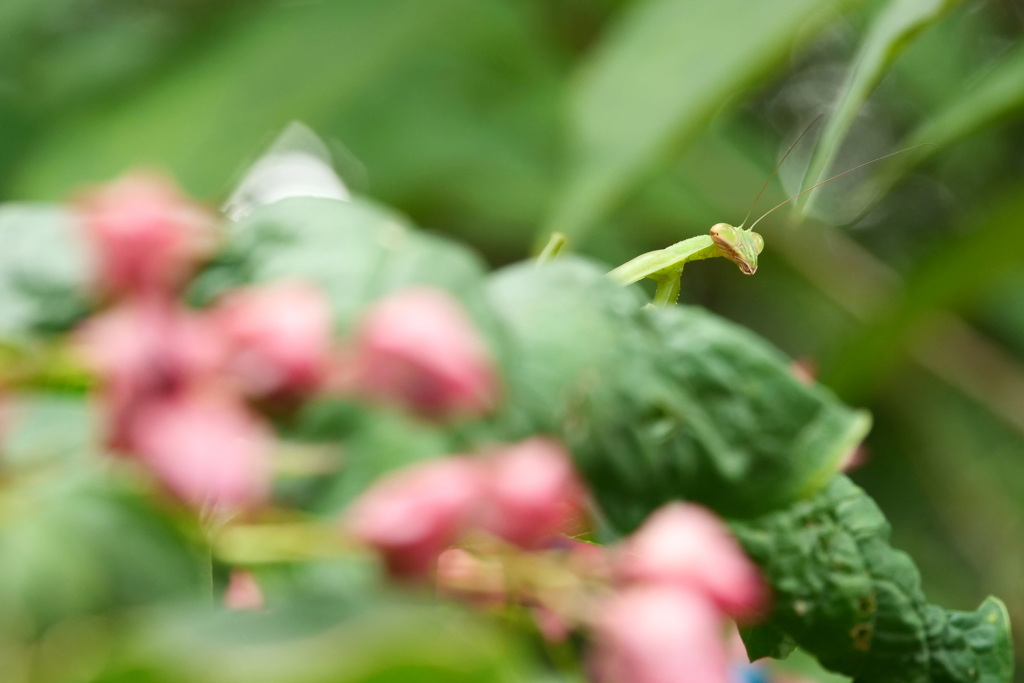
{"left": 607, "top": 222, "right": 766, "bottom": 305}
{"left": 608, "top": 125, "right": 915, "bottom": 306}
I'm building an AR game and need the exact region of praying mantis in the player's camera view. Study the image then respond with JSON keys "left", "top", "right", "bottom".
{"left": 608, "top": 222, "right": 764, "bottom": 306}
{"left": 607, "top": 123, "right": 918, "bottom": 306}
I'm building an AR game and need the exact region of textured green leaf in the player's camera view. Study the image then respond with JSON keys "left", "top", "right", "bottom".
{"left": 486, "top": 258, "right": 869, "bottom": 527}
{"left": 227, "top": 197, "right": 492, "bottom": 332}
{"left": 733, "top": 475, "right": 1014, "bottom": 682}
{"left": 0, "top": 203, "right": 90, "bottom": 339}
{"left": 546, "top": 0, "right": 865, "bottom": 242}
{"left": 740, "top": 621, "right": 798, "bottom": 662}
{"left": 633, "top": 305, "right": 870, "bottom": 519}
{"left": 800, "top": 0, "right": 962, "bottom": 213}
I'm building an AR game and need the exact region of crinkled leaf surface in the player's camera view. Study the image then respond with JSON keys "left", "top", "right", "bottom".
{"left": 486, "top": 258, "right": 868, "bottom": 527}
{"left": 733, "top": 475, "right": 1014, "bottom": 682}
{"left": 630, "top": 305, "right": 870, "bottom": 520}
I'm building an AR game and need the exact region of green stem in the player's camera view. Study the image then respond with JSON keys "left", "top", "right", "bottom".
{"left": 214, "top": 520, "right": 353, "bottom": 564}
{"left": 0, "top": 340, "right": 94, "bottom": 392}
{"left": 536, "top": 232, "right": 568, "bottom": 264}
{"left": 204, "top": 544, "right": 215, "bottom": 602}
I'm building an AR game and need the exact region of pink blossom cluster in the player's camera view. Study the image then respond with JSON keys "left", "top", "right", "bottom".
{"left": 73, "top": 173, "right": 500, "bottom": 514}
{"left": 347, "top": 437, "right": 585, "bottom": 578}
{"left": 345, "top": 439, "right": 767, "bottom": 683}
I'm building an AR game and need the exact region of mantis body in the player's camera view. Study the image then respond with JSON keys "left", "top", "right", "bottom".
{"left": 608, "top": 224, "right": 763, "bottom": 305}
{"left": 606, "top": 118, "right": 807, "bottom": 306}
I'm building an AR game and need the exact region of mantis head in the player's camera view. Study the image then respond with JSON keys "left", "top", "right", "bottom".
{"left": 709, "top": 223, "right": 764, "bottom": 275}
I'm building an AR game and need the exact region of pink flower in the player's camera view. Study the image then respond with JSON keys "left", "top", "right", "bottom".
{"left": 478, "top": 438, "right": 586, "bottom": 549}
{"left": 345, "top": 288, "right": 499, "bottom": 421}
{"left": 76, "top": 301, "right": 226, "bottom": 451}
{"left": 616, "top": 503, "right": 766, "bottom": 621}
{"left": 213, "top": 282, "right": 332, "bottom": 399}
{"left": 77, "top": 172, "right": 216, "bottom": 296}
{"left": 129, "top": 392, "right": 271, "bottom": 513}
{"left": 346, "top": 458, "right": 485, "bottom": 579}
{"left": 224, "top": 570, "right": 265, "bottom": 610}
{"left": 590, "top": 586, "right": 731, "bottom": 683}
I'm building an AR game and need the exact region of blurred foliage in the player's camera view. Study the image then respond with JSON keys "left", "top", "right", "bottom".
{"left": 3, "top": 0, "right": 1024, "bottom": 679}
{"left": 87, "top": 599, "right": 535, "bottom": 683}
{"left": 0, "top": 205, "right": 89, "bottom": 338}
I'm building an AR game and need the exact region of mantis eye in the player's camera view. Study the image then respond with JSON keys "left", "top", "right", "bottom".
{"left": 751, "top": 232, "right": 765, "bottom": 253}
{"left": 709, "top": 223, "right": 737, "bottom": 242}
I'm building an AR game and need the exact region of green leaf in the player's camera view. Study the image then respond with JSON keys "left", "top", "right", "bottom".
{"left": 286, "top": 401, "right": 456, "bottom": 515}
{"left": 227, "top": 197, "right": 492, "bottom": 332}
{"left": 740, "top": 621, "right": 798, "bottom": 662}
{"left": 733, "top": 475, "right": 1015, "bottom": 682}
{"left": 799, "top": 0, "right": 962, "bottom": 214}
{"left": 645, "top": 304, "right": 869, "bottom": 511}
{"left": 0, "top": 392, "right": 98, "bottom": 468}
{"left": 96, "top": 599, "right": 536, "bottom": 683}
{"left": 486, "top": 258, "right": 869, "bottom": 528}
{"left": 486, "top": 257, "right": 647, "bottom": 438}
{"left": 545, "top": 0, "right": 865, "bottom": 243}
{"left": 0, "top": 203, "right": 90, "bottom": 339}
{"left": 0, "top": 472, "right": 203, "bottom": 637}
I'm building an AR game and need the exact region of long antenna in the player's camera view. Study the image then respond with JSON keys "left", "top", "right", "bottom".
{"left": 747, "top": 144, "right": 931, "bottom": 231}
{"left": 739, "top": 114, "right": 823, "bottom": 229}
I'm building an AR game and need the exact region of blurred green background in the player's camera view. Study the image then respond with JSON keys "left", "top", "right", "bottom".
{"left": 3, "top": 0, "right": 1024, "bottom": 678}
